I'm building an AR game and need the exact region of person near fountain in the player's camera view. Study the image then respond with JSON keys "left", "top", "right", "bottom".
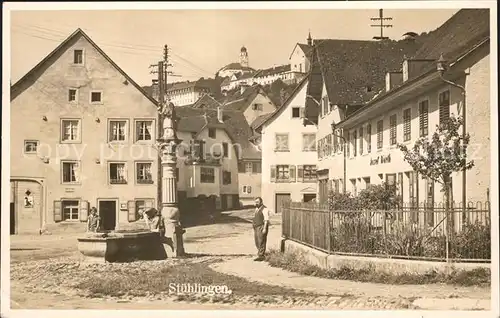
{"left": 253, "top": 197, "right": 271, "bottom": 262}
{"left": 143, "top": 207, "right": 166, "bottom": 238}
{"left": 87, "top": 207, "right": 100, "bottom": 232}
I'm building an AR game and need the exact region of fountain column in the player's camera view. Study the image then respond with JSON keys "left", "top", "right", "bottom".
{"left": 157, "top": 102, "right": 185, "bottom": 257}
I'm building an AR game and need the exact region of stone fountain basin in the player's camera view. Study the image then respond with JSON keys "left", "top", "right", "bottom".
{"left": 77, "top": 230, "right": 168, "bottom": 263}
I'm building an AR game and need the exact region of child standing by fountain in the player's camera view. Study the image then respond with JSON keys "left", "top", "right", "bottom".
{"left": 87, "top": 207, "right": 100, "bottom": 232}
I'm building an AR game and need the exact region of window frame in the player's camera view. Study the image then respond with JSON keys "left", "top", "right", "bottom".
{"left": 73, "top": 49, "right": 84, "bottom": 65}
{"left": 108, "top": 161, "right": 128, "bottom": 185}
{"left": 200, "top": 167, "right": 215, "bottom": 183}
{"left": 389, "top": 114, "right": 397, "bottom": 146}
{"left": 89, "top": 90, "right": 103, "bottom": 105}
{"left": 68, "top": 88, "right": 78, "bottom": 103}
{"left": 208, "top": 128, "right": 216, "bottom": 139}
{"left": 276, "top": 165, "right": 290, "bottom": 183}
{"left": 24, "top": 140, "right": 39, "bottom": 154}
{"left": 302, "top": 165, "right": 317, "bottom": 183}
{"left": 60, "top": 118, "right": 82, "bottom": 144}
{"left": 291, "top": 107, "right": 301, "bottom": 118}
{"left": 134, "top": 119, "right": 155, "bottom": 143}
{"left": 108, "top": 119, "right": 129, "bottom": 143}
{"left": 275, "top": 133, "right": 289, "bottom": 152}
{"left": 135, "top": 161, "right": 154, "bottom": 185}
{"left": 61, "top": 160, "right": 81, "bottom": 185}
{"left": 222, "top": 171, "right": 232, "bottom": 185}
{"left": 62, "top": 200, "right": 80, "bottom": 222}
{"left": 302, "top": 133, "right": 316, "bottom": 152}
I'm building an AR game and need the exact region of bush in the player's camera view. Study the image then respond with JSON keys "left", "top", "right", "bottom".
{"left": 451, "top": 220, "right": 491, "bottom": 259}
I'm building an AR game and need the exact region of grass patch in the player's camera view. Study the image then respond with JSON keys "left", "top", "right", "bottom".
{"left": 75, "top": 259, "right": 311, "bottom": 299}
{"left": 265, "top": 249, "right": 490, "bottom": 287}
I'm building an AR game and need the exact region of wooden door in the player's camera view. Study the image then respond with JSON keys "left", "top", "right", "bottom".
{"left": 275, "top": 193, "right": 291, "bottom": 214}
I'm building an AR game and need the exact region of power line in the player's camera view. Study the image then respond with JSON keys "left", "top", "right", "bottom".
{"left": 370, "top": 9, "right": 393, "bottom": 40}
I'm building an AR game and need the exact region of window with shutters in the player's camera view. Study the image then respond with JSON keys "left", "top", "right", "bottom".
{"left": 252, "top": 162, "right": 261, "bottom": 173}
{"left": 222, "top": 142, "right": 229, "bottom": 158}
{"left": 366, "top": 124, "right": 372, "bottom": 153}
{"left": 222, "top": 171, "right": 231, "bottom": 185}
{"left": 62, "top": 200, "right": 80, "bottom": 221}
{"left": 276, "top": 165, "right": 290, "bottom": 183}
{"left": 419, "top": 100, "right": 429, "bottom": 137}
{"left": 61, "top": 161, "right": 80, "bottom": 184}
{"left": 201, "top": 167, "right": 215, "bottom": 183}
{"left": 389, "top": 115, "right": 397, "bottom": 145}
{"left": 333, "top": 134, "right": 338, "bottom": 153}
{"left": 317, "top": 139, "right": 323, "bottom": 158}
{"left": 439, "top": 90, "right": 450, "bottom": 126}
{"left": 326, "top": 134, "right": 332, "bottom": 155}
{"left": 359, "top": 127, "right": 364, "bottom": 155}
{"left": 302, "top": 133, "right": 316, "bottom": 151}
{"left": 275, "top": 133, "right": 289, "bottom": 151}
{"left": 377, "top": 120, "right": 383, "bottom": 149}
{"left": 353, "top": 130, "right": 357, "bottom": 157}
{"left": 136, "top": 162, "right": 153, "bottom": 184}
{"left": 303, "top": 165, "right": 317, "bottom": 183}
{"left": 403, "top": 108, "right": 411, "bottom": 141}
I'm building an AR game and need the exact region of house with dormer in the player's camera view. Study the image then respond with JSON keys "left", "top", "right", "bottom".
{"left": 304, "top": 9, "right": 490, "bottom": 217}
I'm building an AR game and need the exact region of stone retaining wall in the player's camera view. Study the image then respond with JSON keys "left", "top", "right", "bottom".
{"left": 283, "top": 239, "right": 490, "bottom": 275}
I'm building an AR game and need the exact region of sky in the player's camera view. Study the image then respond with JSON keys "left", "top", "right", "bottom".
{"left": 10, "top": 8, "right": 459, "bottom": 87}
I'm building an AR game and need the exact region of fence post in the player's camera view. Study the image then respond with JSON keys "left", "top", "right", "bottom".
{"left": 301, "top": 208, "right": 304, "bottom": 242}
{"left": 327, "top": 209, "right": 331, "bottom": 253}
{"left": 382, "top": 208, "right": 387, "bottom": 254}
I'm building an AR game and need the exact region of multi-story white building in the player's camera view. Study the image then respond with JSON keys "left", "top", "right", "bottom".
{"left": 256, "top": 76, "right": 318, "bottom": 213}
{"left": 306, "top": 9, "right": 491, "bottom": 217}
{"left": 166, "top": 81, "right": 211, "bottom": 107}
{"left": 289, "top": 32, "right": 313, "bottom": 74}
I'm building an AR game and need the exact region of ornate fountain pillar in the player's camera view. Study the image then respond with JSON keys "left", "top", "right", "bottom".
{"left": 157, "top": 102, "right": 185, "bottom": 257}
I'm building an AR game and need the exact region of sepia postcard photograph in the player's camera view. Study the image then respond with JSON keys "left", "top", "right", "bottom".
{"left": 1, "top": 1, "right": 498, "bottom": 318}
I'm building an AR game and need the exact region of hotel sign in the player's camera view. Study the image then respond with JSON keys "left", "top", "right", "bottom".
{"left": 370, "top": 154, "right": 391, "bottom": 166}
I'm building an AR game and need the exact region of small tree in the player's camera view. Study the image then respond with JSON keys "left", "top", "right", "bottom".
{"left": 398, "top": 115, "right": 474, "bottom": 258}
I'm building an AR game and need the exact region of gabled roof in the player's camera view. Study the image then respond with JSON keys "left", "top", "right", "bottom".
{"left": 220, "top": 84, "right": 273, "bottom": 112}
{"left": 313, "top": 38, "right": 422, "bottom": 106}
{"left": 191, "top": 93, "right": 222, "bottom": 109}
{"left": 253, "top": 64, "right": 291, "bottom": 78}
{"left": 11, "top": 28, "right": 157, "bottom": 106}
{"left": 339, "top": 9, "right": 490, "bottom": 126}
{"left": 288, "top": 43, "right": 312, "bottom": 60}
{"left": 167, "top": 80, "right": 211, "bottom": 92}
{"left": 176, "top": 106, "right": 261, "bottom": 160}
{"left": 250, "top": 113, "right": 274, "bottom": 130}
{"left": 407, "top": 8, "right": 490, "bottom": 76}
{"left": 254, "top": 75, "right": 309, "bottom": 131}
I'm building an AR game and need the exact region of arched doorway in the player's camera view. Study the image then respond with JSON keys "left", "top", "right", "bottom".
{"left": 10, "top": 179, "right": 44, "bottom": 234}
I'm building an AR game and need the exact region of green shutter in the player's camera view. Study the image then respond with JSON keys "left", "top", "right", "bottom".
{"left": 79, "top": 200, "right": 89, "bottom": 222}
{"left": 297, "top": 165, "right": 304, "bottom": 182}
{"left": 270, "top": 165, "right": 276, "bottom": 182}
{"left": 54, "top": 200, "right": 62, "bottom": 222}
{"left": 289, "top": 165, "right": 296, "bottom": 182}
{"left": 127, "top": 200, "right": 136, "bottom": 222}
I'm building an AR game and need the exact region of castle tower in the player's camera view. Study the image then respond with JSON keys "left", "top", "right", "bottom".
{"left": 240, "top": 46, "right": 249, "bottom": 68}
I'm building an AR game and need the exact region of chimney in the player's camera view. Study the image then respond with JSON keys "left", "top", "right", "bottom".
{"left": 217, "top": 106, "right": 223, "bottom": 123}
{"left": 385, "top": 72, "right": 403, "bottom": 91}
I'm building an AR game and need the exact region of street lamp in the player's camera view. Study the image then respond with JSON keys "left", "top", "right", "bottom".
{"left": 436, "top": 53, "right": 468, "bottom": 214}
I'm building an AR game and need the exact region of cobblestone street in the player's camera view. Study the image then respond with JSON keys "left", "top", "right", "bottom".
{"left": 8, "top": 209, "right": 491, "bottom": 310}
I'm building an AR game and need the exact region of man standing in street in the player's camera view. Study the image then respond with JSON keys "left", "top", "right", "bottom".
{"left": 253, "top": 197, "right": 271, "bottom": 261}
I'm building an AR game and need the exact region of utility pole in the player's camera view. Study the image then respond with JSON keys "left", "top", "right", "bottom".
{"left": 371, "top": 9, "right": 393, "bottom": 40}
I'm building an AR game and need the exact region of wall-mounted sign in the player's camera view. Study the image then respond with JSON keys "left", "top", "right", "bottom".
{"left": 370, "top": 154, "right": 391, "bottom": 166}
{"left": 24, "top": 190, "right": 34, "bottom": 208}
{"left": 65, "top": 188, "right": 75, "bottom": 193}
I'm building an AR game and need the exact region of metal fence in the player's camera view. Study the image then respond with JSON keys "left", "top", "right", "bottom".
{"left": 282, "top": 200, "right": 491, "bottom": 262}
